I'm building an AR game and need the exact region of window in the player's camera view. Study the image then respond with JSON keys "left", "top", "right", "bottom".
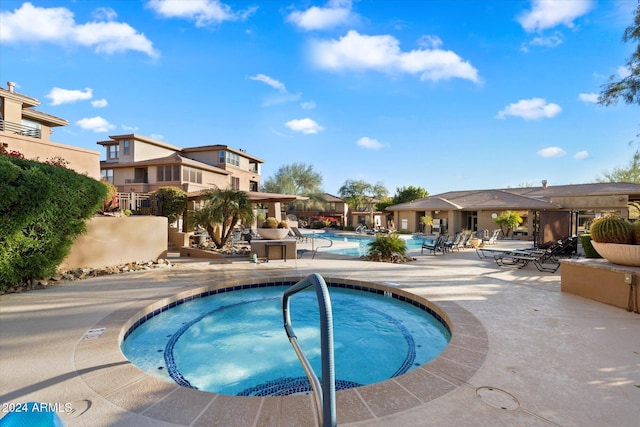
{"left": 108, "top": 144, "right": 119, "bottom": 160}
{"left": 101, "top": 169, "right": 114, "bottom": 184}
{"left": 123, "top": 140, "right": 130, "bottom": 155}
{"left": 182, "top": 166, "right": 202, "bottom": 184}
{"left": 20, "top": 119, "right": 41, "bottom": 138}
{"left": 231, "top": 177, "right": 240, "bottom": 190}
{"left": 157, "top": 165, "right": 181, "bottom": 182}
{"left": 218, "top": 150, "right": 240, "bottom": 167}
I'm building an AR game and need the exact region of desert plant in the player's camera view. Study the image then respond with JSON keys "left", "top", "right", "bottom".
{"left": 262, "top": 217, "right": 279, "bottom": 228}
{"left": 633, "top": 221, "right": 640, "bottom": 244}
{"left": 589, "top": 216, "right": 633, "bottom": 244}
{"left": 278, "top": 221, "right": 289, "bottom": 229}
{"left": 419, "top": 215, "right": 433, "bottom": 233}
{"left": 367, "top": 233, "right": 407, "bottom": 258}
{"left": 579, "top": 234, "right": 602, "bottom": 258}
{"left": 494, "top": 211, "right": 523, "bottom": 238}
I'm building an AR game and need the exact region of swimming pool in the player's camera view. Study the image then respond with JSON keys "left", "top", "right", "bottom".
{"left": 318, "top": 232, "right": 425, "bottom": 257}
{"left": 121, "top": 281, "right": 450, "bottom": 396}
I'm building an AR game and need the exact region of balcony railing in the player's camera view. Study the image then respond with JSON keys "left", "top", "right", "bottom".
{"left": 125, "top": 178, "right": 148, "bottom": 184}
{"left": 0, "top": 120, "right": 42, "bottom": 139}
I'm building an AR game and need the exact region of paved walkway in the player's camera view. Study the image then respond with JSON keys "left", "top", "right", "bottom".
{"left": 1, "top": 243, "right": 638, "bottom": 426}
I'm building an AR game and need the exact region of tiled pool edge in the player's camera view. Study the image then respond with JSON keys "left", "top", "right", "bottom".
{"left": 74, "top": 275, "right": 488, "bottom": 426}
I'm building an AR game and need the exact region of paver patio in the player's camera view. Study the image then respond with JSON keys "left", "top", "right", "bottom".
{"left": 1, "top": 243, "right": 638, "bottom": 426}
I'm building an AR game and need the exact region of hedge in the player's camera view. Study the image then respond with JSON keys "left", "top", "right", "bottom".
{"left": 0, "top": 156, "right": 107, "bottom": 288}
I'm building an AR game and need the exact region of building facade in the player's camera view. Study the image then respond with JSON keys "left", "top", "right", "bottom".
{"left": 0, "top": 81, "right": 100, "bottom": 178}
{"left": 98, "top": 134, "right": 263, "bottom": 194}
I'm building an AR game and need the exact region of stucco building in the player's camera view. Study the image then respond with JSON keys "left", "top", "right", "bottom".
{"left": 98, "top": 134, "right": 263, "bottom": 194}
{"left": 387, "top": 181, "right": 640, "bottom": 246}
{"left": 0, "top": 81, "right": 100, "bottom": 178}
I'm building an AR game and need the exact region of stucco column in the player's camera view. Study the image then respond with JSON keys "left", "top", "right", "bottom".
{"left": 267, "top": 202, "right": 282, "bottom": 221}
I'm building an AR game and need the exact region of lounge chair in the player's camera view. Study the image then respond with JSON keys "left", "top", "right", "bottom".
{"left": 422, "top": 234, "right": 447, "bottom": 255}
{"left": 492, "top": 238, "right": 577, "bottom": 273}
{"left": 484, "top": 229, "right": 501, "bottom": 245}
{"left": 290, "top": 227, "right": 309, "bottom": 243}
{"left": 446, "top": 232, "right": 464, "bottom": 252}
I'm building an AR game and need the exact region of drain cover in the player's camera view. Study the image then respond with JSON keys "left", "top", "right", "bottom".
{"left": 476, "top": 386, "right": 519, "bottom": 410}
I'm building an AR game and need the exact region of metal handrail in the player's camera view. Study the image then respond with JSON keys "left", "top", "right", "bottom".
{"left": 282, "top": 274, "right": 336, "bottom": 427}
{"left": 311, "top": 234, "right": 333, "bottom": 259}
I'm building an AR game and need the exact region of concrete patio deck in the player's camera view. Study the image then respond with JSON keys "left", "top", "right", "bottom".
{"left": 1, "top": 242, "right": 638, "bottom": 426}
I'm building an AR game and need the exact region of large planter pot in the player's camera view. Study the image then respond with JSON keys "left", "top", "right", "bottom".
{"left": 257, "top": 228, "right": 290, "bottom": 240}
{"left": 591, "top": 241, "right": 640, "bottom": 267}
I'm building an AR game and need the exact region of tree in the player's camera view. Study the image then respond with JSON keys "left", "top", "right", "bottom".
{"left": 493, "top": 211, "right": 523, "bottom": 238}
{"left": 596, "top": 150, "right": 640, "bottom": 183}
{"left": 262, "top": 162, "right": 325, "bottom": 209}
{"left": 192, "top": 188, "right": 254, "bottom": 249}
{"left": 338, "top": 179, "right": 388, "bottom": 226}
{"left": 376, "top": 185, "right": 429, "bottom": 211}
{"left": 598, "top": 1, "right": 640, "bottom": 107}
{"left": 153, "top": 186, "right": 188, "bottom": 224}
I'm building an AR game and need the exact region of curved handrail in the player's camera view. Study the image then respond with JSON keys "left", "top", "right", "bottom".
{"left": 311, "top": 234, "right": 333, "bottom": 259}
{"left": 282, "top": 274, "right": 336, "bottom": 427}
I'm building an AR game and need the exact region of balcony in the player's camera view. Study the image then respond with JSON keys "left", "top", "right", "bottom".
{"left": 125, "top": 178, "right": 149, "bottom": 184}
{"left": 0, "top": 120, "right": 42, "bottom": 139}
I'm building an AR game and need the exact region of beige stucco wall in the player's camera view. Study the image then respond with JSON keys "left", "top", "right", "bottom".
{"left": 0, "top": 133, "right": 101, "bottom": 179}
{"left": 561, "top": 259, "right": 639, "bottom": 310}
{"left": 60, "top": 216, "right": 168, "bottom": 270}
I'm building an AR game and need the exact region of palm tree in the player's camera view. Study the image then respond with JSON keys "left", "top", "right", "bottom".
{"left": 193, "top": 188, "right": 254, "bottom": 249}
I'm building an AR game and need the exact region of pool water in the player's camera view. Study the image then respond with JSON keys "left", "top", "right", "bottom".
{"left": 121, "top": 286, "right": 450, "bottom": 396}
{"left": 320, "top": 232, "right": 425, "bottom": 257}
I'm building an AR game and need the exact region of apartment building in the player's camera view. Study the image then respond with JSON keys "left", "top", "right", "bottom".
{"left": 98, "top": 134, "right": 263, "bottom": 194}
{"left": 0, "top": 81, "right": 100, "bottom": 178}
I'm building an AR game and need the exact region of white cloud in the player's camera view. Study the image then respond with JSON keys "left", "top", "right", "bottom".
{"left": 147, "top": 0, "right": 256, "bottom": 27}
{"left": 150, "top": 133, "right": 164, "bottom": 140}
{"left": 0, "top": 3, "right": 158, "bottom": 58}
{"left": 287, "top": 0, "right": 355, "bottom": 31}
{"left": 417, "top": 35, "right": 443, "bottom": 49}
{"left": 91, "top": 99, "right": 108, "bottom": 108}
{"left": 574, "top": 150, "right": 589, "bottom": 160}
{"left": 301, "top": 101, "right": 316, "bottom": 110}
{"left": 92, "top": 7, "right": 117, "bottom": 21}
{"left": 495, "top": 98, "right": 561, "bottom": 120}
{"left": 77, "top": 116, "right": 115, "bottom": 132}
{"left": 578, "top": 93, "right": 598, "bottom": 103}
{"left": 311, "top": 30, "right": 479, "bottom": 83}
{"left": 529, "top": 32, "right": 563, "bottom": 48}
{"left": 122, "top": 125, "right": 139, "bottom": 132}
{"left": 537, "top": 146, "right": 566, "bottom": 158}
{"left": 46, "top": 87, "right": 93, "bottom": 106}
{"left": 517, "top": 0, "right": 593, "bottom": 32}
{"left": 285, "top": 118, "right": 324, "bottom": 134}
{"left": 356, "top": 137, "right": 385, "bottom": 150}
{"left": 249, "top": 74, "right": 287, "bottom": 92}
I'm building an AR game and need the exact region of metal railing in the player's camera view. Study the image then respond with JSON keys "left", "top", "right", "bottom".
{"left": 0, "top": 120, "right": 41, "bottom": 138}
{"left": 311, "top": 235, "right": 333, "bottom": 259}
{"left": 282, "top": 274, "right": 336, "bottom": 427}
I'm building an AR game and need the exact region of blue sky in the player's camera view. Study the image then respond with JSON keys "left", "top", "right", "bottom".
{"left": 1, "top": 0, "right": 637, "bottom": 195}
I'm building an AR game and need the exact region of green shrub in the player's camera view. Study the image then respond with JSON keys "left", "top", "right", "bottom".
{"left": 153, "top": 186, "right": 188, "bottom": 223}
{"left": 589, "top": 216, "right": 633, "bottom": 244}
{"left": 0, "top": 156, "right": 106, "bottom": 288}
{"left": 367, "top": 233, "right": 406, "bottom": 258}
{"left": 579, "top": 234, "right": 602, "bottom": 258}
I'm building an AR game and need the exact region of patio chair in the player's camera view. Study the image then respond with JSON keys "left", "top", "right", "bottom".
{"left": 422, "top": 234, "right": 447, "bottom": 255}
{"left": 446, "top": 232, "right": 464, "bottom": 252}
{"left": 484, "top": 229, "right": 501, "bottom": 245}
{"left": 290, "top": 227, "right": 309, "bottom": 243}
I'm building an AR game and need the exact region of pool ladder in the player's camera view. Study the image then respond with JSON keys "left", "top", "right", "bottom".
{"left": 310, "top": 235, "right": 333, "bottom": 259}
{"left": 282, "top": 273, "right": 336, "bottom": 427}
